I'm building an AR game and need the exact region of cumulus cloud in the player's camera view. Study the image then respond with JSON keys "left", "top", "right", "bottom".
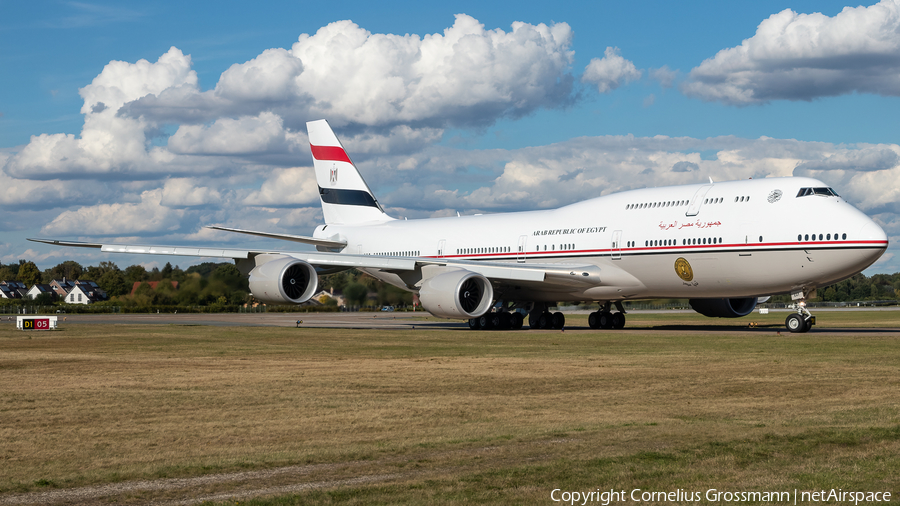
{"left": 3, "top": 15, "right": 577, "bottom": 188}
{"left": 0, "top": 167, "right": 91, "bottom": 208}
{"left": 4, "top": 47, "right": 200, "bottom": 179}
{"left": 41, "top": 188, "right": 184, "bottom": 235}
{"left": 682, "top": 0, "right": 900, "bottom": 104}
{"left": 582, "top": 47, "right": 641, "bottom": 93}
{"left": 167, "top": 112, "right": 306, "bottom": 156}
{"left": 243, "top": 167, "right": 319, "bottom": 207}
{"left": 123, "top": 15, "right": 575, "bottom": 131}
{"left": 159, "top": 178, "right": 222, "bottom": 207}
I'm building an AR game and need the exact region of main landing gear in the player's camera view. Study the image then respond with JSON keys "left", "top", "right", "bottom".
{"left": 466, "top": 300, "right": 631, "bottom": 331}
{"left": 528, "top": 309, "right": 565, "bottom": 329}
{"left": 588, "top": 301, "right": 626, "bottom": 329}
{"left": 785, "top": 298, "right": 815, "bottom": 333}
{"left": 467, "top": 310, "right": 525, "bottom": 330}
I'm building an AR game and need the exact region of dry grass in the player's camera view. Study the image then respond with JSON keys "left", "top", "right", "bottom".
{"left": 1, "top": 313, "right": 899, "bottom": 504}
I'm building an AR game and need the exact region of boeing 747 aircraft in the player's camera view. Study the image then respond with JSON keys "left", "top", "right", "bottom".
{"left": 31, "top": 120, "right": 888, "bottom": 333}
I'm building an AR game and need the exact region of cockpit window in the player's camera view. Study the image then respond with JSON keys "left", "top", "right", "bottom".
{"left": 796, "top": 187, "right": 839, "bottom": 198}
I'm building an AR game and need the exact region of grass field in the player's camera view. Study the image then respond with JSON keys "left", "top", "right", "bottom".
{"left": 1, "top": 311, "right": 899, "bottom": 504}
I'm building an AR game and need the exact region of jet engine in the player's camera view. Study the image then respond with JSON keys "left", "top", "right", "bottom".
{"left": 418, "top": 269, "right": 494, "bottom": 319}
{"left": 248, "top": 255, "right": 318, "bottom": 304}
{"left": 689, "top": 297, "right": 759, "bottom": 318}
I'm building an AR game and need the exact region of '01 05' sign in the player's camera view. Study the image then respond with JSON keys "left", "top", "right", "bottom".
{"left": 20, "top": 318, "right": 53, "bottom": 330}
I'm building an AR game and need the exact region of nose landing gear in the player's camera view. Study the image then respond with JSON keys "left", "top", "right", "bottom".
{"left": 785, "top": 292, "right": 815, "bottom": 333}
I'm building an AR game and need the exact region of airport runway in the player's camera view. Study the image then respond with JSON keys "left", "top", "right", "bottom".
{"left": 0, "top": 311, "right": 459, "bottom": 329}
{"left": 3, "top": 309, "right": 899, "bottom": 334}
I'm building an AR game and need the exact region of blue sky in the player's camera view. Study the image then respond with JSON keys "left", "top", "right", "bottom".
{"left": 2, "top": 0, "right": 899, "bottom": 273}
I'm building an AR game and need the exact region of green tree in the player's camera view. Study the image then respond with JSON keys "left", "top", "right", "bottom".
{"left": 33, "top": 292, "right": 55, "bottom": 305}
{"left": 99, "top": 269, "right": 128, "bottom": 297}
{"left": 47, "top": 260, "right": 83, "bottom": 281}
{"left": 343, "top": 282, "right": 369, "bottom": 306}
{"left": 0, "top": 266, "right": 15, "bottom": 281}
{"left": 85, "top": 261, "right": 120, "bottom": 280}
{"left": 211, "top": 264, "right": 243, "bottom": 287}
{"left": 124, "top": 265, "right": 148, "bottom": 287}
{"left": 17, "top": 261, "right": 42, "bottom": 287}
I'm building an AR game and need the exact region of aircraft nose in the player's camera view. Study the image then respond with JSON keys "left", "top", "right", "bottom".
{"left": 856, "top": 219, "right": 889, "bottom": 269}
{"left": 859, "top": 219, "right": 888, "bottom": 245}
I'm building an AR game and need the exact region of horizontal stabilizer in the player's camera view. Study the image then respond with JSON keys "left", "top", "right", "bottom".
{"left": 206, "top": 226, "right": 347, "bottom": 249}
{"left": 28, "top": 238, "right": 103, "bottom": 249}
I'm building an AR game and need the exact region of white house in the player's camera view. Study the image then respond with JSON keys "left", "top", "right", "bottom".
{"left": 25, "top": 284, "right": 56, "bottom": 300}
{"left": 64, "top": 284, "right": 105, "bottom": 305}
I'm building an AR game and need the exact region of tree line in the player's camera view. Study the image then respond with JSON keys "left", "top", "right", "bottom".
{"left": 2, "top": 259, "right": 897, "bottom": 308}
{"left": 0, "top": 260, "right": 414, "bottom": 309}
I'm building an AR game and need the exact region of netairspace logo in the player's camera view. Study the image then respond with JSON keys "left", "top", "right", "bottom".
{"left": 549, "top": 488, "right": 892, "bottom": 505}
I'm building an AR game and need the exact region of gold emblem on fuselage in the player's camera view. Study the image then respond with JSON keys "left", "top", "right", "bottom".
{"left": 674, "top": 257, "right": 693, "bottom": 282}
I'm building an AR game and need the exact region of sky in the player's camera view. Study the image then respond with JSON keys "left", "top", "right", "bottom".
{"left": 2, "top": 0, "right": 899, "bottom": 274}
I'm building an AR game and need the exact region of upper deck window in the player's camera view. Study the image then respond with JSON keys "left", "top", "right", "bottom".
{"left": 796, "top": 187, "right": 839, "bottom": 198}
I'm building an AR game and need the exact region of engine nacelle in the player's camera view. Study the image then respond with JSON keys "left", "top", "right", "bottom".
{"left": 689, "top": 297, "right": 759, "bottom": 318}
{"left": 248, "top": 255, "right": 318, "bottom": 304}
{"left": 418, "top": 269, "right": 494, "bottom": 319}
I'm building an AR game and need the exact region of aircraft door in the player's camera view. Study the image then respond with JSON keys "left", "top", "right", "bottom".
{"left": 438, "top": 239, "right": 446, "bottom": 258}
{"left": 611, "top": 230, "right": 622, "bottom": 260}
{"left": 517, "top": 235, "right": 527, "bottom": 263}
{"left": 686, "top": 184, "right": 713, "bottom": 216}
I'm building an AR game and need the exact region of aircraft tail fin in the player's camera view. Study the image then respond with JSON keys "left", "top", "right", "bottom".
{"left": 306, "top": 119, "right": 392, "bottom": 226}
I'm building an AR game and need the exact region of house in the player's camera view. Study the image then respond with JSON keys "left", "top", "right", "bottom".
{"left": 49, "top": 279, "right": 76, "bottom": 297}
{"left": 64, "top": 283, "right": 106, "bottom": 305}
{"left": 26, "top": 284, "right": 56, "bottom": 300}
{"left": 75, "top": 280, "right": 106, "bottom": 299}
{"left": 1, "top": 284, "right": 21, "bottom": 299}
{"left": 0, "top": 281, "right": 27, "bottom": 299}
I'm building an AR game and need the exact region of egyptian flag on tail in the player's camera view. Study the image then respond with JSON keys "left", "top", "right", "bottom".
{"left": 306, "top": 120, "right": 390, "bottom": 225}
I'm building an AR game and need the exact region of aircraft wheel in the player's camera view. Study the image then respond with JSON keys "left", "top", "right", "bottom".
{"left": 538, "top": 312, "right": 552, "bottom": 329}
{"left": 552, "top": 312, "right": 565, "bottom": 329}
{"left": 510, "top": 312, "right": 524, "bottom": 330}
{"left": 612, "top": 312, "right": 626, "bottom": 329}
{"left": 468, "top": 318, "right": 481, "bottom": 330}
{"left": 598, "top": 311, "right": 613, "bottom": 329}
{"left": 497, "top": 312, "right": 512, "bottom": 329}
{"left": 529, "top": 312, "right": 540, "bottom": 329}
{"left": 785, "top": 313, "right": 807, "bottom": 333}
{"left": 479, "top": 314, "right": 494, "bottom": 330}
{"left": 588, "top": 311, "right": 601, "bottom": 329}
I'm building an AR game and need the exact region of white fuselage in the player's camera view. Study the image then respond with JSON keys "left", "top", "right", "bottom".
{"left": 314, "top": 177, "right": 887, "bottom": 302}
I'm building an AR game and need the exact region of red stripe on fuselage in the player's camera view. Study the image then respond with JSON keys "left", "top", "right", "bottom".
{"left": 311, "top": 144, "right": 352, "bottom": 164}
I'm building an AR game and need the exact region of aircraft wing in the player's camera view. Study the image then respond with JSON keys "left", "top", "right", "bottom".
{"left": 27, "top": 238, "right": 638, "bottom": 287}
